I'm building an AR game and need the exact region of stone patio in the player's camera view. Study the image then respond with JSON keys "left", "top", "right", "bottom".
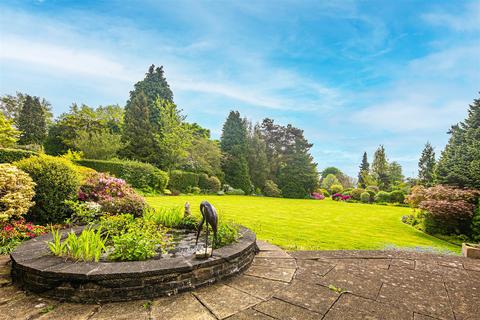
{"left": 1, "top": 242, "right": 479, "bottom": 320}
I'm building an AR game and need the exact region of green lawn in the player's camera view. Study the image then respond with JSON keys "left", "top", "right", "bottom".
{"left": 146, "top": 195, "right": 460, "bottom": 253}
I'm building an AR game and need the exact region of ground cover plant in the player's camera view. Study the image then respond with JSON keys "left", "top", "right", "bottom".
{"left": 146, "top": 195, "right": 460, "bottom": 253}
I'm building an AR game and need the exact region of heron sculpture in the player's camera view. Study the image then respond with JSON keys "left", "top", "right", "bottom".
{"left": 195, "top": 201, "right": 218, "bottom": 257}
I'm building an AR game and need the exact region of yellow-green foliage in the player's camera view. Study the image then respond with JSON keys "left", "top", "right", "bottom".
{"left": 0, "top": 164, "right": 36, "bottom": 222}
{"left": 48, "top": 227, "right": 106, "bottom": 262}
{"left": 14, "top": 155, "right": 80, "bottom": 224}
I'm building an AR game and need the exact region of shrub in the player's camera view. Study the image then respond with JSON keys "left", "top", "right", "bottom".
{"left": 375, "top": 191, "right": 391, "bottom": 203}
{"left": 14, "top": 155, "right": 80, "bottom": 224}
{"left": 419, "top": 200, "right": 476, "bottom": 235}
{"left": 350, "top": 188, "right": 365, "bottom": 201}
{"left": 366, "top": 186, "right": 379, "bottom": 194}
{"left": 212, "top": 220, "right": 239, "bottom": 249}
{"left": 79, "top": 173, "right": 146, "bottom": 217}
{"left": 64, "top": 200, "right": 102, "bottom": 225}
{"left": 226, "top": 188, "right": 245, "bottom": 195}
{"left": 390, "top": 190, "right": 405, "bottom": 204}
{"left": 471, "top": 203, "right": 480, "bottom": 241}
{"left": 168, "top": 170, "right": 199, "bottom": 193}
{"left": 0, "top": 148, "right": 37, "bottom": 163}
{"left": 320, "top": 188, "right": 330, "bottom": 197}
{"left": 0, "top": 164, "right": 36, "bottom": 222}
{"left": 75, "top": 159, "right": 168, "bottom": 192}
{"left": 330, "top": 184, "right": 343, "bottom": 194}
{"left": 75, "top": 165, "right": 97, "bottom": 182}
{"left": 263, "top": 180, "right": 282, "bottom": 197}
{"left": 0, "top": 218, "right": 47, "bottom": 254}
{"left": 311, "top": 192, "right": 325, "bottom": 200}
{"left": 360, "top": 192, "right": 371, "bottom": 203}
{"left": 405, "top": 185, "right": 427, "bottom": 208}
{"left": 99, "top": 214, "right": 135, "bottom": 238}
{"left": 198, "top": 174, "right": 221, "bottom": 193}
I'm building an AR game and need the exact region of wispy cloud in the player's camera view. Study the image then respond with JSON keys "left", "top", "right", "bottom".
{"left": 422, "top": 1, "right": 480, "bottom": 31}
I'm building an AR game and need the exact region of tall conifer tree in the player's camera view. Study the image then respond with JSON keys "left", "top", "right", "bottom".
{"left": 418, "top": 142, "right": 436, "bottom": 186}
{"left": 17, "top": 95, "right": 47, "bottom": 145}
{"left": 372, "top": 145, "right": 389, "bottom": 190}
{"left": 358, "top": 152, "right": 370, "bottom": 188}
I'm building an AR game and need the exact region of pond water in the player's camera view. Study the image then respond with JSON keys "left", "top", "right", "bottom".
{"left": 164, "top": 229, "right": 205, "bottom": 258}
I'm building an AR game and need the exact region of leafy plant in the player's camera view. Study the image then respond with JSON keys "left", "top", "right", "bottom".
{"left": 0, "top": 164, "right": 36, "bottom": 222}
{"left": 99, "top": 214, "right": 135, "bottom": 239}
{"left": 143, "top": 207, "right": 197, "bottom": 229}
{"left": 263, "top": 180, "right": 282, "bottom": 197}
{"left": 47, "top": 227, "right": 65, "bottom": 256}
{"left": 374, "top": 191, "right": 391, "bottom": 203}
{"left": 64, "top": 200, "right": 102, "bottom": 225}
{"left": 1, "top": 218, "right": 47, "bottom": 254}
{"left": 62, "top": 228, "right": 106, "bottom": 262}
{"left": 360, "top": 191, "right": 371, "bottom": 203}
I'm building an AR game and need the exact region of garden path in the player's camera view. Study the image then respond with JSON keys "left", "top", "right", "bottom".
{"left": 1, "top": 242, "right": 479, "bottom": 319}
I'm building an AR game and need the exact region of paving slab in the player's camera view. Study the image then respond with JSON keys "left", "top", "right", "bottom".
{"left": 254, "top": 297, "right": 321, "bottom": 320}
{"left": 225, "top": 274, "right": 289, "bottom": 300}
{"left": 324, "top": 293, "right": 412, "bottom": 320}
{"left": 37, "top": 303, "right": 98, "bottom": 320}
{"left": 89, "top": 300, "right": 150, "bottom": 320}
{"left": 444, "top": 280, "right": 480, "bottom": 320}
{"left": 256, "top": 250, "right": 292, "bottom": 258}
{"left": 244, "top": 265, "right": 296, "bottom": 282}
{"left": 273, "top": 280, "right": 338, "bottom": 314}
{"left": 0, "top": 294, "right": 58, "bottom": 320}
{"left": 318, "top": 268, "right": 383, "bottom": 299}
{"left": 463, "top": 260, "right": 480, "bottom": 272}
{"left": 226, "top": 308, "right": 275, "bottom": 319}
{"left": 252, "top": 257, "right": 296, "bottom": 268}
{"left": 256, "top": 240, "right": 282, "bottom": 251}
{"left": 390, "top": 259, "right": 416, "bottom": 270}
{"left": 193, "top": 284, "right": 261, "bottom": 319}
{"left": 151, "top": 293, "right": 215, "bottom": 320}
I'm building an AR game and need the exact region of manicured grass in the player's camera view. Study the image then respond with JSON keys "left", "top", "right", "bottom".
{"left": 146, "top": 195, "right": 460, "bottom": 253}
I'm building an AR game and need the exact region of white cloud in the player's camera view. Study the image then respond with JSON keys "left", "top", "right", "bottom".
{"left": 422, "top": 2, "right": 480, "bottom": 31}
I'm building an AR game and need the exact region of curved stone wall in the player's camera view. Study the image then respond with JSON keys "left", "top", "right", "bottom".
{"left": 10, "top": 227, "right": 256, "bottom": 303}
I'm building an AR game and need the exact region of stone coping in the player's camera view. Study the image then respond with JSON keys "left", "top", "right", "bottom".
{"left": 10, "top": 226, "right": 257, "bottom": 302}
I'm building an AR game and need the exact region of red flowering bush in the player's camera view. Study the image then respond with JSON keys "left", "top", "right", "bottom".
{"left": 1, "top": 218, "right": 47, "bottom": 254}
{"left": 310, "top": 192, "right": 325, "bottom": 200}
{"left": 78, "top": 173, "right": 146, "bottom": 217}
{"left": 332, "top": 193, "right": 351, "bottom": 201}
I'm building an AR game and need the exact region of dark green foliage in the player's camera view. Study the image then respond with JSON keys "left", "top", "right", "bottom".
{"left": 17, "top": 95, "right": 48, "bottom": 145}
{"left": 121, "top": 92, "right": 160, "bottom": 165}
{"left": 263, "top": 180, "right": 282, "bottom": 197}
{"left": 198, "top": 173, "right": 221, "bottom": 192}
{"left": 225, "top": 188, "right": 246, "bottom": 195}
{"left": 390, "top": 190, "right": 406, "bottom": 204}
{"left": 221, "top": 111, "right": 252, "bottom": 193}
{"left": 436, "top": 95, "right": 480, "bottom": 189}
{"left": 14, "top": 155, "right": 80, "bottom": 224}
{"left": 471, "top": 202, "right": 480, "bottom": 241}
{"left": 374, "top": 191, "right": 391, "bottom": 203}
{"left": 168, "top": 170, "right": 199, "bottom": 193}
{"left": 128, "top": 65, "right": 173, "bottom": 109}
{"left": 247, "top": 124, "right": 269, "bottom": 189}
{"left": 358, "top": 152, "right": 370, "bottom": 188}
{"left": 388, "top": 161, "right": 404, "bottom": 187}
{"left": 321, "top": 167, "right": 341, "bottom": 179}
{"left": 418, "top": 142, "right": 436, "bottom": 187}
{"left": 75, "top": 159, "right": 168, "bottom": 192}
{"left": 0, "top": 147, "right": 37, "bottom": 163}
{"left": 278, "top": 151, "right": 318, "bottom": 199}
{"left": 372, "top": 145, "right": 389, "bottom": 190}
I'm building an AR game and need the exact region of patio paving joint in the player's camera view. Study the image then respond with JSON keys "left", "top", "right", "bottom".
{"left": 191, "top": 292, "right": 220, "bottom": 320}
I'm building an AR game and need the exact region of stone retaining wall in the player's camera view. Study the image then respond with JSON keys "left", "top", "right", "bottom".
{"left": 10, "top": 227, "right": 256, "bottom": 303}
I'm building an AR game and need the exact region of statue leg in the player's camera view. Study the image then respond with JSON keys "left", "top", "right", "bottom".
{"left": 195, "top": 217, "right": 204, "bottom": 245}
{"left": 205, "top": 224, "right": 209, "bottom": 255}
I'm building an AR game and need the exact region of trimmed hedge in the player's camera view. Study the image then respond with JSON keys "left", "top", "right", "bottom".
{"left": 0, "top": 148, "right": 37, "bottom": 163}
{"left": 14, "top": 155, "right": 80, "bottom": 224}
{"left": 75, "top": 159, "right": 168, "bottom": 192}
{"left": 198, "top": 173, "right": 222, "bottom": 193}
{"left": 168, "top": 170, "right": 199, "bottom": 193}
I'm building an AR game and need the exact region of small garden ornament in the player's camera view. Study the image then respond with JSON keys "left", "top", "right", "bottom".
{"left": 195, "top": 201, "right": 218, "bottom": 258}
{"left": 184, "top": 201, "right": 191, "bottom": 217}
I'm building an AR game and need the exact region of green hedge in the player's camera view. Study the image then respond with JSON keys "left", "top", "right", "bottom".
{"left": 0, "top": 148, "right": 37, "bottom": 163}
{"left": 198, "top": 173, "right": 221, "bottom": 192}
{"left": 168, "top": 170, "right": 199, "bottom": 193}
{"left": 75, "top": 159, "right": 168, "bottom": 192}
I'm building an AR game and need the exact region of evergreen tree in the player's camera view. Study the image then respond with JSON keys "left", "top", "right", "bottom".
{"left": 436, "top": 95, "right": 480, "bottom": 189}
{"left": 17, "top": 95, "right": 47, "bottom": 145}
{"left": 388, "top": 161, "right": 404, "bottom": 187}
{"left": 247, "top": 123, "right": 269, "bottom": 189}
{"left": 358, "top": 152, "right": 370, "bottom": 188}
{"left": 220, "top": 111, "right": 252, "bottom": 193}
{"left": 0, "top": 112, "right": 20, "bottom": 147}
{"left": 278, "top": 150, "right": 318, "bottom": 198}
{"left": 121, "top": 92, "right": 160, "bottom": 164}
{"left": 372, "top": 145, "right": 389, "bottom": 190}
{"left": 418, "top": 142, "right": 436, "bottom": 186}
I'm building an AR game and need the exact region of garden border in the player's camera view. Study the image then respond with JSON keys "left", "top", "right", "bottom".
{"left": 10, "top": 226, "right": 257, "bottom": 303}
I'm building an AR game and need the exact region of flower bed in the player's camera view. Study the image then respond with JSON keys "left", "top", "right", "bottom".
{"left": 11, "top": 226, "right": 257, "bottom": 303}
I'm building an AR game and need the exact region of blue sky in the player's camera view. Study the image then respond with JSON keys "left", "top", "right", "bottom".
{"left": 1, "top": 0, "right": 479, "bottom": 177}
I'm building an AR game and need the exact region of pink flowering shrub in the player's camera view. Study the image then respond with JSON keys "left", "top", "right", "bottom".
{"left": 332, "top": 193, "right": 352, "bottom": 201}
{"left": 78, "top": 173, "right": 146, "bottom": 217}
{"left": 311, "top": 192, "right": 325, "bottom": 200}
